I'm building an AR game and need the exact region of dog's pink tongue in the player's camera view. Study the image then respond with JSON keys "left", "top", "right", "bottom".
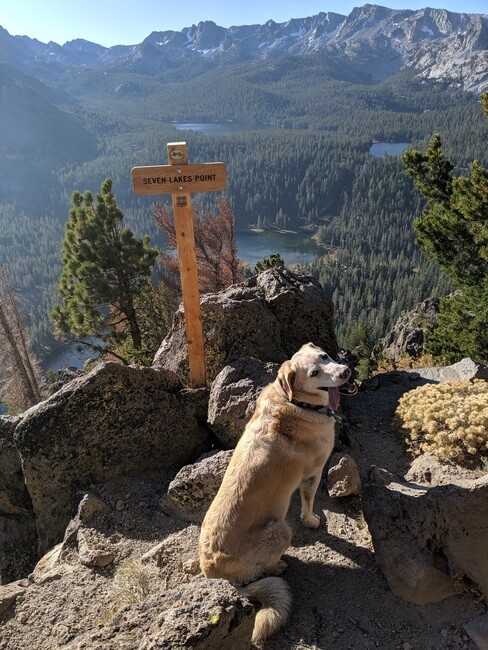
{"left": 328, "top": 387, "right": 340, "bottom": 411}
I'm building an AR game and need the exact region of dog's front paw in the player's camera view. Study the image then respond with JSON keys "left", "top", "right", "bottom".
{"left": 301, "top": 512, "right": 321, "bottom": 529}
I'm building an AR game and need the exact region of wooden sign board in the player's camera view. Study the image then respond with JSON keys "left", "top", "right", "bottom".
{"left": 132, "top": 142, "right": 227, "bottom": 388}
{"left": 131, "top": 162, "right": 227, "bottom": 195}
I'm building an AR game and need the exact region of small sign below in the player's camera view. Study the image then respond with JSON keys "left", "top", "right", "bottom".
{"left": 131, "top": 162, "right": 227, "bottom": 195}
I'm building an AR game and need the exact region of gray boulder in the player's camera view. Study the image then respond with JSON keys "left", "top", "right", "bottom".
{"left": 154, "top": 267, "right": 337, "bottom": 383}
{"left": 14, "top": 362, "right": 212, "bottom": 552}
{"left": 0, "top": 416, "right": 38, "bottom": 583}
{"left": 208, "top": 358, "right": 279, "bottom": 448}
{"left": 362, "top": 475, "right": 488, "bottom": 605}
{"left": 405, "top": 453, "right": 476, "bottom": 487}
{"left": 159, "top": 450, "right": 232, "bottom": 522}
{"left": 381, "top": 297, "right": 439, "bottom": 362}
{"left": 413, "top": 357, "right": 488, "bottom": 383}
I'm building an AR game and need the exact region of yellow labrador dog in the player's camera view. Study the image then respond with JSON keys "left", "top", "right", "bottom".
{"left": 199, "top": 343, "right": 353, "bottom": 645}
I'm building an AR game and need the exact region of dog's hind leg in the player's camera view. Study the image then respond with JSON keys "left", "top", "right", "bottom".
{"left": 300, "top": 474, "right": 322, "bottom": 528}
{"left": 238, "top": 519, "right": 292, "bottom": 584}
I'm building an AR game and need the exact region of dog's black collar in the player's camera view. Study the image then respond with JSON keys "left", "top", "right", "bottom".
{"left": 291, "top": 398, "right": 336, "bottom": 418}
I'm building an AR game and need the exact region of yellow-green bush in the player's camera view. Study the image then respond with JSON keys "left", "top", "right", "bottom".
{"left": 396, "top": 380, "right": 488, "bottom": 464}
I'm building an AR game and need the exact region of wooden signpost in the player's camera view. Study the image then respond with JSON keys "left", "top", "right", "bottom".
{"left": 131, "top": 142, "right": 227, "bottom": 387}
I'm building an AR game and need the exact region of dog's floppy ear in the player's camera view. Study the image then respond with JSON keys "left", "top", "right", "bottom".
{"left": 277, "top": 361, "right": 296, "bottom": 401}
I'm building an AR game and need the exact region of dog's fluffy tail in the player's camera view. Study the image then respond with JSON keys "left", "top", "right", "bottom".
{"left": 239, "top": 577, "right": 292, "bottom": 645}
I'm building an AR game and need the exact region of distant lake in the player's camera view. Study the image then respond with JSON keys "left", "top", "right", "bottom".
{"left": 42, "top": 339, "right": 100, "bottom": 372}
{"left": 370, "top": 142, "right": 410, "bottom": 157}
{"left": 174, "top": 122, "right": 270, "bottom": 136}
{"left": 236, "top": 230, "right": 321, "bottom": 267}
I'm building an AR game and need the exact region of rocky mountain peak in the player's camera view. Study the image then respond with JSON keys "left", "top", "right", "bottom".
{"left": 0, "top": 4, "right": 487, "bottom": 92}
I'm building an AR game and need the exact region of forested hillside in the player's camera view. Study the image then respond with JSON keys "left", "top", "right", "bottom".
{"left": 1, "top": 17, "right": 487, "bottom": 359}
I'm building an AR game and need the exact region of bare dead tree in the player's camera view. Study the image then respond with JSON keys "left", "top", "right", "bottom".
{"left": 153, "top": 196, "right": 243, "bottom": 294}
{"left": 0, "top": 266, "right": 42, "bottom": 412}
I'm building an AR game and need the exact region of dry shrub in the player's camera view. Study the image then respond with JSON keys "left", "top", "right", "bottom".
{"left": 376, "top": 353, "right": 439, "bottom": 374}
{"left": 396, "top": 379, "right": 488, "bottom": 464}
{"left": 112, "top": 558, "right": 161, "bottom": 607}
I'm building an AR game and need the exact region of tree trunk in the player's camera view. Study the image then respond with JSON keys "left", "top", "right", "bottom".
{"left": 125, "top": 302, "right": 142, "bottom": 350}
{"left": 0, "top": 304, "right": 38, "bottom": 408}
{"left": 1, "top": 267, "right": 42, "bottom": 401}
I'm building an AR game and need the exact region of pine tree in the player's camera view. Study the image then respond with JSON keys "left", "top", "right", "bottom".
{"left": 52, "top": 179, "right": 157, "bottom": 357}
{"left": 254, "top": 253, "right": 284, "bottom": 274}
{"left": 403, "top": 134, "right": 487, "bottom": 288}
{"left": 402, "top": 93, "right": 488, "bottom": 363}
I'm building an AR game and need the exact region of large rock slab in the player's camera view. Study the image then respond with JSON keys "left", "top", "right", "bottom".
{"left": 14, "top": 362, "right": 212, "bottom": 552}
{"left": 78, "top": 579, "right": 255, "bottom": 649}
{"left": 0, "top": 416, "right": 38, "bottom": 583}
{"left": 208, "top": 358, "right": 279, "bottom": 448}
{"left": 413, "top": 357, "right": 488, "bottom": 383}
{"left": 362, "top": 475, "right": 488, "bottom": 605}
{"left": 154, "top": 267, "right": 337, "bottom": 383}
{"left": 0, "top": 416, "right": 30, "bottom": 517}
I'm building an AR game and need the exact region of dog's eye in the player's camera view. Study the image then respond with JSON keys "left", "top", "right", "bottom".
{"left": 309, "top": 369, "right": 320, "bottom": 377}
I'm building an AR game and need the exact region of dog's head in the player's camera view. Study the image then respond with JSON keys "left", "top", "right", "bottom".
{"left": 277, "top": 342, "right": 353, "bottom": 410}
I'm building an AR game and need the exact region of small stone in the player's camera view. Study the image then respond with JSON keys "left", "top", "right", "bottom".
{"left": 78, "top": 493, "right": 111, "bottom": 523}
{"left": 440, "top": 628, "right": 449, "bottom": 639}
{"left": 37, "top": 572, "right": 62, "bottom": 585}
{"left": 79, "top": 548, "right": 114, "bottom": 568}
{"left": 141, "top": 541, "right": 165, "bottom": 565}
{"left": 403, "top": 643, "right": 412, "bottom": 650}
{"left": 328, "top": 453, "right": 361, "bottom": 497}
{"left": 115, "top": 500, "right": 125, "bottom": 511}
{"left": 19, "top": 613, "right": 28, "bottom": 624}
{"left": 183, "top": 558, "right": 201, "bottom": 575}
{"left": 0, "top": 582, "right": 27, "bottom": 615}
{"left": 368, "top": 466, "right": 394, "bottom": 486}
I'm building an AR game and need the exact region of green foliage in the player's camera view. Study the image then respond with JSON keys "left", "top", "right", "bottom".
{"left": 52, "top": 179, "right": 158, "bottom": 356}
{"left": 425, "top": 284, "right": 488, "bottom": 364}
{"left": 403, "top": 135, "right": 488, "bottom": 288}
{"left": 402, "top": 92, "right": 488, "bottom": 363}
{"left": 345, "top": 322, "right": 376, "bottom": 379}
{"left": 254, "top": 253, "right": 285, "bottom": 274}
{"left": 114, "top": 282, "right": 175, "bottom": 366}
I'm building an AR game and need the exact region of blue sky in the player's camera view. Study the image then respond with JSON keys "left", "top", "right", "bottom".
{"left": 2, "top": 0, "right": 487, "bottom": 47}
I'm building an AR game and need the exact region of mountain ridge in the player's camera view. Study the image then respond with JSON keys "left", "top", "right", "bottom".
{"left": 1, "top": 4, "right": 487, "bottom": 92}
